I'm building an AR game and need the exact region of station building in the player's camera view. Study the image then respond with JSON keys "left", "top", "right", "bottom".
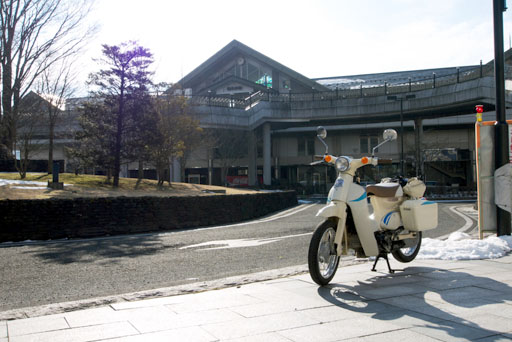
{"left": 20, "top": 40, "right": 512, "bottom": 197}
{"left": 175, "top": 40, "right": 512, "bottom": 197}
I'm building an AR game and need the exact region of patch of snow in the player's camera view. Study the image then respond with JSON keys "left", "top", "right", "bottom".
{"left": 0, "top": 179, "right": 47, "bottom": 186}
{"left": 0, "top": 179, "right": 70, "bottom": 189}
{"left": 11, "top": 186, "right": 49, "bottom": 190}
{"left": 418, "top": 232, "right": 512, "bottom": 260}
{"left": 316, "top": 78, "right": 366, "bottom": 85}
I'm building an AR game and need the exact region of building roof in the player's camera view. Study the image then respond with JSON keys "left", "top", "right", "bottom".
{"left": 177, "top": 39, "right": 330, "bottom": 93}
{"left": 315, "top": 48, "right": 512, "bottom": 90}
{"left": 313, "top": 66, "right": 480, "bottom": 90}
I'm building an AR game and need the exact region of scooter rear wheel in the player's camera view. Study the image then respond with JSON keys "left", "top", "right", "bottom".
{"left": 392, "top": 231, "right": 422, "bottom": 263}
{"left": 308, "top": 220, "right": 340, "bottom": 285}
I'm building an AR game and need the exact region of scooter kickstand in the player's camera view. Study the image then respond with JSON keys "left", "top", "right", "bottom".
{"left": 371, "top": 253, "right": 397, "bottom": 274}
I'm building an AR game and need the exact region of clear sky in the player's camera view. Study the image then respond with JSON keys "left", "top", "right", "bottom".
{"left": 77, "top": 0, "right": 512, "bottom": 91}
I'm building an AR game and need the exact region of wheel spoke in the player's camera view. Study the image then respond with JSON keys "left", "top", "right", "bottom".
{"left": 317, "top": 228, "right": 337, "bottom": 278}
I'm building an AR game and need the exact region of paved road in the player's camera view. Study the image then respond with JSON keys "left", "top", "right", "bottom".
{"left": 0, "top": 202, "right": 476, "bottom": 312}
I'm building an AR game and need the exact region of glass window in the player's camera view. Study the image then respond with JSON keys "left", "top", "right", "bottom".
{"left": 255, "top": 74, "right": 272, "bottom": 88}
{"left": 248, "top": 63, "right": 259, "bottom": 82}
{"left": 298, "top": 138, "right": 315, "bottom": 156}
{"left": 298, "top": 139, "right": 306, "bottom": 156}
{"left": 370, "top": 136, "right": 379, "bottom": 153}
{"left": 307, "top": 138, "right": 315, "bottom": 156}
{"left": 360, "top": 136, "right": 379, "bottom": 153}
{"left": 360, "top": 137, "right": 369, "bottom": 154}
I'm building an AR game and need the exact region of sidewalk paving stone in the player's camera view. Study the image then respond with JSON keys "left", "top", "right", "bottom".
{"left": 130, "top": 308, "right": 241, "bottom": 334}
{"left": 201, "top": 310, "right": 321, "bottom": 340}
{"left": 418, "top": 285, "right": 510, "bottom": 304}
{"left": 7, "top": 315, "right": 69, "bottom": 337}
{"left": 341, "top": 328, "right": 442, "bottom": 342}
{"left": 0, "top": 321, "right": 6, "bottom": 338}
{"left": 474, "top": 333, "right": 512, "bottom": 342}
{"left": 298, "top": 300, "right": 406, "bottom": 323}
{"left": 277, "top": 315, "right": 403, "bottom": 342}
{"left": 97, "top": 326, "right": 217, "bottom": 342}
{"left": 68, "top": 305, "right": 177, "bottom": 331}
{"left": 451, "top": 312, "right": 512, "bottom": 334}
{"left": 8, "top": 321, "right": 139, "bottom": 342}
{"left": 2, "top": 257, "right": 512, "bottom": 341}
{"left": 223, "top": 332, "right": 293, "bottom": 342}
{"left": 409, "top": 319, "right": 499, "bottom": 342}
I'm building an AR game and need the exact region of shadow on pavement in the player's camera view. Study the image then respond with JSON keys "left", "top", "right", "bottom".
{"left": 317, "top": 266, "right": 511, "bottom": 341}
{"left": 21, "top": 234, "right": 180, "bottom": 265}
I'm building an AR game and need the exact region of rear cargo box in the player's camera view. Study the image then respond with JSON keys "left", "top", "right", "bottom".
{"left": 399, "top": 200, "right": 438, "bottom": 231}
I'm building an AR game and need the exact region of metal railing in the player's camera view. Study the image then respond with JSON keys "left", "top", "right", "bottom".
{"left": 182, "top": 63, "right": 512, "bottom": 110}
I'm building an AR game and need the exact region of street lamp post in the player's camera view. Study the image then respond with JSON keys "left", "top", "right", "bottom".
{"left": 492, "top": 0, "right": 511, "bottom": 236}
{"left": 387, "top": 94, "right": 416, "bottom": 176}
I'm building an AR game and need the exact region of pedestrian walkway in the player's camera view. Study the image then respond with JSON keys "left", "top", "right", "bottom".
{"left": 2, "top": 255, "right": 512, "bottom": 341}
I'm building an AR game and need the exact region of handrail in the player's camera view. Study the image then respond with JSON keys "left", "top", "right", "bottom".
{"left": 179, "top": 64, "right": 512, "bottom": 109}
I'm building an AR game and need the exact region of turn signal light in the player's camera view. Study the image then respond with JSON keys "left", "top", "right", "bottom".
{"left": 361, "top": 157, "right": 369, "bottom": 164}
{"left": 324, "top": 155, "right": 332, "bottom": 163}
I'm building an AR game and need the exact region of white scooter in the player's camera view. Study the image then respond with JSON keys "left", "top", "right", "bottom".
{"left": 308, "top": 127, "right": 438, "bottom": 285}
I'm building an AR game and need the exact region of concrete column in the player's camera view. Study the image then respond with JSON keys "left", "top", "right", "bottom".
{"left": 263, "top": 123, "right": 271, "bottom": 186}
{"left": 208, "top": 158, "right": 213, "bottom": 185}
{"left": 121, "top": 164, "right": 128, "bottom": 178}
{"left": 172, "top": 158, "right": 181, "bottom": 182}
{"left": 414, "top": 118, "right": 424, "bottom": 177}
{"left": 248, "top": 130, "right": 257, "bottom": 186}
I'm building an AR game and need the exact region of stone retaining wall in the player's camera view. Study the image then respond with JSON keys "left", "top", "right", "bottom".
{"left": 0, "top": 191, "right": 297, "bottom": 242}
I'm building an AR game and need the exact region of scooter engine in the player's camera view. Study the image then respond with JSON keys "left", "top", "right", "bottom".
{"left": 374, "top": 229, "right": 405, "bottom": 254}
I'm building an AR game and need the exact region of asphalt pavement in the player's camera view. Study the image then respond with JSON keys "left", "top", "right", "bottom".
{"left": 0, "top": 203, "right": 476, "bottom": 312}
{"left": 2, "top": 255, "right": 512, "bottom": 341}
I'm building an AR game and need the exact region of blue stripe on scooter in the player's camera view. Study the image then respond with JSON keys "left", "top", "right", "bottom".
{"left": 350, "top": 193, "right": 367, "bottom": 202}
{"left": 383, "top": 211, "right": 393, "bottom": 225}
{"left": 422, "top": 201, "right": 436, "bottom": 205}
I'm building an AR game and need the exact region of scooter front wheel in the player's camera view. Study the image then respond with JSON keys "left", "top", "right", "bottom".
{"left": 308, "top": 220, "right": 340, "bottom": 285}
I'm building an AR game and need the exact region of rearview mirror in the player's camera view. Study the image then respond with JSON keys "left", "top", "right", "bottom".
{"left": 316, "top": 126, "right": 328, "bottom": 154}
{"left": 372, "top": 129, "right": 398, "bottom": 157}
{"left": 317, "top": 126, "right": 327, "bottom": 139}
{"left": 383, "top": 129, "right": 397, "bottom": 142}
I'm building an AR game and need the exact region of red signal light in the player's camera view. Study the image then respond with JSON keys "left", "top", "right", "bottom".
{"left": 475, "top": 105, "right": 484, "bottom": 113}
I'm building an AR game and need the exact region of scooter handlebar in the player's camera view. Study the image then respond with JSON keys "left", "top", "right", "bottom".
{"left": 377, "top": 158, "right": 393, "bottom": 165}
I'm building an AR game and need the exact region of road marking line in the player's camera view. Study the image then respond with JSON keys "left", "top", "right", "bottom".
{"left": 186, "top": 203, "right": 317, "bottom": 232}
{"left": 436, "top": 205, "right": 476, "bottom": 240}
{"left": 180, "top": 232, "right": 312, "bottom": 250}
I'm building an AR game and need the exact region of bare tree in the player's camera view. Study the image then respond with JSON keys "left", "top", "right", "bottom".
{"left": 15, "top": 92, "right": 45, "bottom": 178}
{"left": 150, "top": 94, "right": 202, "bottom": 187}
{"left": 208, "top": 128, "right": 248, "bottom": 185}
{"left": 36, "top": 61, "right": 75, "bottom": 174}
{"left": 0, "top": 0, "right": 96, "bottom": 156}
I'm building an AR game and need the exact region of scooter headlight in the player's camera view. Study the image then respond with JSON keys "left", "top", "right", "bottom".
{"left": 335, "top": 157, "right": 350, "bottom": 172}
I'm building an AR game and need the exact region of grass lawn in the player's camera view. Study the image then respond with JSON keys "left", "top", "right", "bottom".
{"left": 0, "top": 173, "right": 255, "bottom": 199}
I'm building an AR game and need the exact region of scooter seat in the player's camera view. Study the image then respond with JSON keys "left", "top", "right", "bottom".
{"left": 366, "top": 183, "right": 401, "bottom": 197}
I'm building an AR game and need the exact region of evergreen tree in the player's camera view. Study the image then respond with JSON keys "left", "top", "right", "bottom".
{"left": 87, "top": 41, "right": 154, "bottom": 187}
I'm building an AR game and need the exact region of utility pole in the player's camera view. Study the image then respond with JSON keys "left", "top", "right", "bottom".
{"left": 493, "top": 0, "right": 511, "bottom": 236}
{"left": 387, "top": 94, "right": 416, "bottom": 176}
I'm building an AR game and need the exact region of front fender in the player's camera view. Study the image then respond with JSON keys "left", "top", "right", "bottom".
{"left": 317, "top": 202, "right": 347, "bottom": 255}
{"left": 316, "top": 202, "right": 345, "bottom": 218}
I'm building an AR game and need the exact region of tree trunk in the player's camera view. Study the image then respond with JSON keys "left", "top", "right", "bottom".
{"left": 113, "top": 74, "right": 125, "bottom": 188}
{"left": 138, "top": 159, "right": 144, "bottom": 181}
{"left": 106, "top": 168, "right": 112, "bottom": 183}
{"left": 221, "top": 166, "right": 228, "bottom": 186}
{"left": 1, "top": 42, "right": 13, "bottom": 154}
{"left": 48, "top": 122, "right": 54, "bottom": 174}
